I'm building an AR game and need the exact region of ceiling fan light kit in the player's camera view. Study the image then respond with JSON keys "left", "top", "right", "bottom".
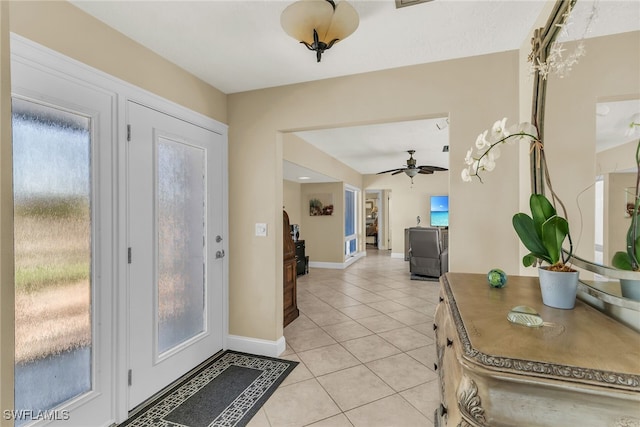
{"left": 377, "top": 150, "right": 448, "bottom": 184}
{"left": 281, "top": 0, "right": 359, "bottom": 63}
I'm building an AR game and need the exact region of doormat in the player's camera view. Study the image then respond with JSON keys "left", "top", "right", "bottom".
{"left": 119, "top": 350, "right": 298, "bottom": 427}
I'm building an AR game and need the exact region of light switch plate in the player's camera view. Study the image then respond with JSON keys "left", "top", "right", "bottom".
{"left": 255, "top": 223, "right": 267, "bottom": 237}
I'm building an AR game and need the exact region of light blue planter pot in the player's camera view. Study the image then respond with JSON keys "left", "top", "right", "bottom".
{"left": 538, "top": 267, "right": 579, "bottom": 309}
{"left": 620, "top": 279, "right": 640, "bottom": 301}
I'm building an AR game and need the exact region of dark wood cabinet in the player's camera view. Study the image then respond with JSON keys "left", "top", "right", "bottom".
{"left": 295, "top": 240, "right": 306, "bottom": 276}
{"left": 283, "top": 211, "right": 299, "bottom": 327}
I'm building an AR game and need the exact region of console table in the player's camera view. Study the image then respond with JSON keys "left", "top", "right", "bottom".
{"left": 434, "top": 273, "right": 640, "bottom": 427}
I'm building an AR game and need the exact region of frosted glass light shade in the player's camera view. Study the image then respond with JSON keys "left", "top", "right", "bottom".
{"left": 404, "top": 168, "right": 419, "bottom": 178}
{"left": 323, "top": 1, "right": 359, "bottom": 42}
{"left": 281, "top": 0, "right": 359, "bottom": 61}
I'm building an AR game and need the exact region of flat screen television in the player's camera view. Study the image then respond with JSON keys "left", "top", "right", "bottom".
{"left": 430, "top": 195, "right": 449, "bottom": 227}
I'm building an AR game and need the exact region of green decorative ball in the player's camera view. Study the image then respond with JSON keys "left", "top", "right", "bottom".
{"left": 487, "top": 268, "right": 507, "bottom": 288}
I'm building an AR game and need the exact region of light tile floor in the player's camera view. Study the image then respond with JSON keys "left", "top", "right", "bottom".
{"left": 248, "top": 249, "right": 440, "bottom": 427}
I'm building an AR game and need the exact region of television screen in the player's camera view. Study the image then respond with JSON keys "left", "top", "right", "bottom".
{"left": 430, "top": 195, "right": 449, "bottom": 227}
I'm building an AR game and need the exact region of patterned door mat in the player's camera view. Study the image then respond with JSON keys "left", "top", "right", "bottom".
{"left": 119, "top": 350, "right": 298, "bottom": 427}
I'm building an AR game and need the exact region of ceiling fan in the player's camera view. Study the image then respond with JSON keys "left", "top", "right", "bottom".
{"left": 376, "top": 150, "right": 448, "bottom": 183}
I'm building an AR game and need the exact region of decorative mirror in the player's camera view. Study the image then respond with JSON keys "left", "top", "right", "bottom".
{"left": 529, "top": 0, "right": 640, "bottom": 311}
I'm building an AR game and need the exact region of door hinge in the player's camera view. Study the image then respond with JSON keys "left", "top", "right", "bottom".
{"left": 127, "top": 124, "right": 131, "bottom": 142}
{"left": 128, "top": 369, "right": 132, "bottom": 386}
{"left": 128, "top": 247, "right": 132, "bottom": 264}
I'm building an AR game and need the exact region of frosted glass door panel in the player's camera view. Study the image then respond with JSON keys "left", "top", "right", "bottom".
{"left": 12, "top": 98, "right": 92, "bottom": 422}
{"left": 157, "top": 138, "right": 206, "bottom": 354}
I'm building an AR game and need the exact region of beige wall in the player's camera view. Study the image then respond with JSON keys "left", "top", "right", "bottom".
{"left": 9, "top": 1, "right": 227, "bottom": 124}
{"left": 283, "top": 179, "right": 302, "bottom": 225}
{"left": 283, "top": 133, "right": 366, "bottom": 262}
{"left": 300, "top": 182, "right": 345, "bottom": 263}
{"left": 0, "top": 2, "right": 14, "bottom": 423}
{"left": 284, "top": 133, "right": 362, "bottom": 187}
{"left": 363, "top": 172, "right": 449, "bottom": 256}
{"left": 545, "top": 31, "right": 640, "bottom": 264}
{"left": 597, "top": 140, "right": 638, "bottom": 173}
{"left": 228, "top": 50, "right": 521, "bottom": 341}
{"left": 382, "top": 190, "right": 391, "bottom": 249}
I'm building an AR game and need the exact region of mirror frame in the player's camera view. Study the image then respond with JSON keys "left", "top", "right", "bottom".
{"left": 530, "top": 0, "right": 576, "bottom": 195}
{"left": 530, "top": 0, "right": 640, "bottom": 307}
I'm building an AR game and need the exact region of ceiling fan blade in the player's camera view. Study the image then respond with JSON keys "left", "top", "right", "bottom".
{"left": 377, "top": 168, "right": 404, "bottom": 175}
{"left": 418, "top": 165, "right": 448, "bottom": 171}
{"left": 418, "top": 169, "right": 434, "bottom": 174}
{"left": 391, "top": 170, "right": 405, "bottom": 175}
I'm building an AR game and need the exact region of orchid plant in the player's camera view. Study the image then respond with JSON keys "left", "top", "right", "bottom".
{"left": 462, "top": 118, "right": 574, "bottom": 271}
{"left": 612, "top": 131, "right": 640, "bottom": 272}
{"left": 461, "top": 118, "right": 538, "bottom": 183}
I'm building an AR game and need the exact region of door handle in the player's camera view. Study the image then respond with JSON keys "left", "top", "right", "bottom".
{"left": 216, "top": 249, "right": 225, "bottom": 259}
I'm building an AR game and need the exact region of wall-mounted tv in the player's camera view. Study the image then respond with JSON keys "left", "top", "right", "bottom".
{"left": 430, "top": 195, "right": 449, "bottom": 227}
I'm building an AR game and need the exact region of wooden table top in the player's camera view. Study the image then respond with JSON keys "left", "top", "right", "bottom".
{"left": 441, "top": 272, "right": 640, "bottom": 391}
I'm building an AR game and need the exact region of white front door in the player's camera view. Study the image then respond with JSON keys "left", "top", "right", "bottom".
{"left": 11, "top": 47, "right": 115, "bottom": 427}
{"left": 127, "top": 101, "right": 225, "bottom": 409}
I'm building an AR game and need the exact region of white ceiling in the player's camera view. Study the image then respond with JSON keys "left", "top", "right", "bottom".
{"left": 70, "top": 0, "right": 640, "bottom": 181}
{"left": 296, "top": 117, "right": 449, "bottom": 172}
{"left": 596, "top": 99, "right": 640, "bottom": 153}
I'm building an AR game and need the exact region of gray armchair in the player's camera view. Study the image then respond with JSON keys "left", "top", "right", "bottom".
{"left": 408, "top": 227, "right": 448, "bottom": 278}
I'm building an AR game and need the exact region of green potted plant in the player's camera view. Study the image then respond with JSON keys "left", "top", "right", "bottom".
{"left": 611, "top": 139, "right": 640, "bottom": 301}
{"left": 512, "top": 193, "right": 578, "bottom": 308}
{"left": 463, "top": 118, "right": 578, "bottom": 309}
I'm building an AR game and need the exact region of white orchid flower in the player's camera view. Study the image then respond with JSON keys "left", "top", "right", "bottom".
{"left": 475, "top": 130, "right": 489, "bottom": 150}
{"left": 464, "top": 148, "right": 474, "bottom": 165}
{"left": 490, "top": 117, "right": 510, "bottom": 141}
{"left": 479, "top": 156, "right": 496, "bottom": 172}
{"left": 461, "top": 168, "right": 472, "bottom": 182}
{"left": 506, "top": 122, "right": 537, "bottom": 145}
{"left": 462, "top": 119, "right": 540, "bottom": 183}
{"left": 488, "top": 145, "right": 501, "bottom": 160}
{"left": 471, "top": 160, "right": 480, "bottom": 174}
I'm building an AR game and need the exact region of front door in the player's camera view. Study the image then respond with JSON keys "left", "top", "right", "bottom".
{"left": 11, "top": 50, "right": 115, "bottom": 427}
{"left": 127, "top": 101, "right": 225, "bottom": 409}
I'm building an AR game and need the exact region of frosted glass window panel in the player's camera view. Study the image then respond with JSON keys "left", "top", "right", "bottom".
{"left": 12, "top": 98, "right": 92, "bottom": 422}
{"left": 157, "top": 138, "right": 206, "bottom": 354}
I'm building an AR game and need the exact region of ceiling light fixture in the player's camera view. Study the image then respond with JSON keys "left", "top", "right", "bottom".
{"left": 281, "top": 0, "right": 359, "bottom": 63}
{"left": 377, "top": 150, "right": 448, "bottom": 184}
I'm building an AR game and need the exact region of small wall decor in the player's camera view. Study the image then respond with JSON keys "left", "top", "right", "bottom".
{"left": 309, "top": 193, "right": 334, "bottom": 216}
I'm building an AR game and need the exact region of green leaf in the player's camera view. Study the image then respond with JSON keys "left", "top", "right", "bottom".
{"left": 541, "top": 216, "right": 569, "bottom": 265}
{"left": 612, "top": 251, "right": 633, "bottom": 270}
{"left": 530, "top": 194, "right": 556, "bottom": 238}
{"left": 512, "top": 213, "right": 549, "bottom": 261}
{"left": 522, "top": 253, "right": 539, "bottom": 267}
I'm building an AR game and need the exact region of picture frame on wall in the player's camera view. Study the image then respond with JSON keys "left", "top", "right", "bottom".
{"left": 309, "top": 193, "right": 334, "bottom": 216}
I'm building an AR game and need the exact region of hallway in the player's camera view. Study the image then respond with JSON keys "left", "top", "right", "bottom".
{"left": 249, "top": 249, "right": 440, "bottom": 427}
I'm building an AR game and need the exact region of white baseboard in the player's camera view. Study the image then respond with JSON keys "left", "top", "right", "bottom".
{"left": 226, "top": 334, "right": 286, "bottom": 357}
{"left": 309, "top": 251, "right": 366, "bottom": 270}
{"left": 391, "top": 252, "right": 406, "bottom": 259}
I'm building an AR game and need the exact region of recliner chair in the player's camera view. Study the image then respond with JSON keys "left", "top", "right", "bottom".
{"left": 408, "top": 227, "right": 448, "bottom": 278}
